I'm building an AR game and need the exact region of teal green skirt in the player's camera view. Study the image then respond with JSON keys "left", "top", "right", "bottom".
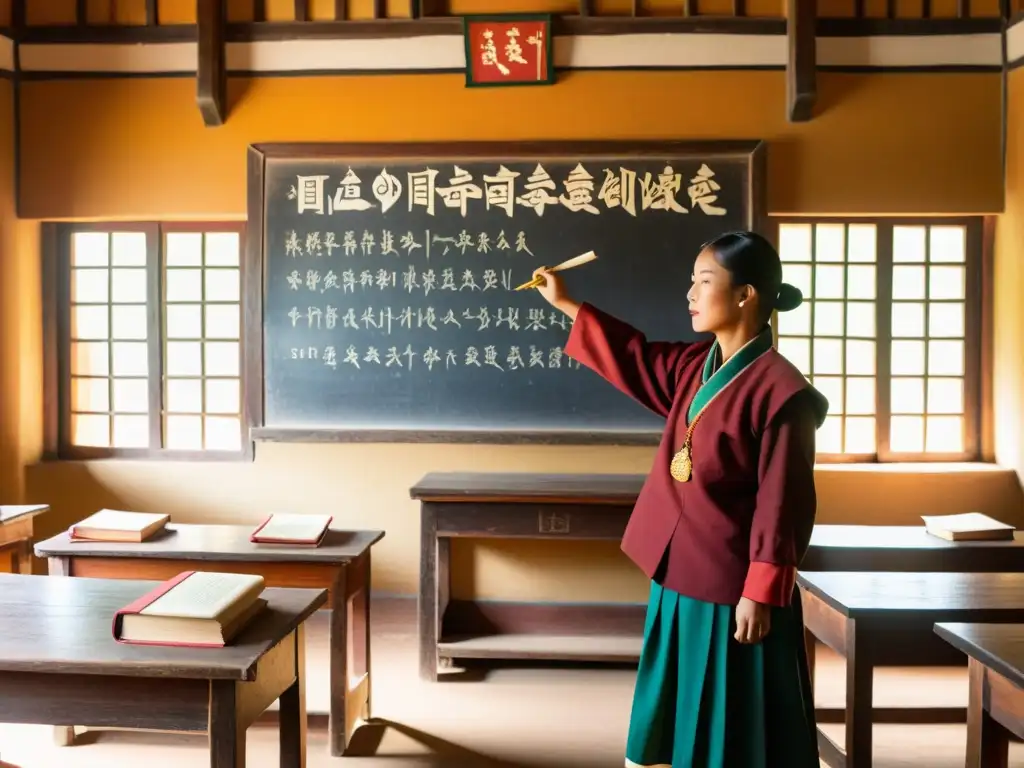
{"left": 624, "top": 581, "right": 819, "bottom": 768}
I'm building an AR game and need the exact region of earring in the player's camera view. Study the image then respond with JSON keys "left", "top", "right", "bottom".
{"left": 739, "top": 300, "right": 746, "bottom": 308}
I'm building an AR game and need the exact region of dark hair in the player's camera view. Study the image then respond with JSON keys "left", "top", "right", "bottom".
{"left": 700, "top": 230, "right": 802, "bottom": 318}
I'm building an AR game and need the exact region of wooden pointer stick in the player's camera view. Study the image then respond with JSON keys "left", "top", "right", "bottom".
{"left": 514, "top": 250, "right": 597, "bottom": 291}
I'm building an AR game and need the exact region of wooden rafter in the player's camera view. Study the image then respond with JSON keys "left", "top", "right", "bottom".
{"left": 197, "top": 0, "right": 227, "bottom": 127}
{"left": 786, "top": 0, "right": 816, "bottom": 123}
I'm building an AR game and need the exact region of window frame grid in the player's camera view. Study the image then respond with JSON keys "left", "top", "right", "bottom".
{"left": 770, "top": 216, "right": 985, "bottom": 464}
{"left": 43, "top": 221, "right": 252, "bottom": 462}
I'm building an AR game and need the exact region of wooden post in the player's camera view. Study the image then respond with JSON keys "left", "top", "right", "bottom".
{"left": 786, "top": 0, "right": 816, "bottom": 123}
{"left": 197, "top": 0, "right": 227, "bottom": 127}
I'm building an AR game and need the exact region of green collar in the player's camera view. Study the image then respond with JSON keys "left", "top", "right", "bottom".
{"left": 688, "top": 326, "right": 774, "bottom": 424}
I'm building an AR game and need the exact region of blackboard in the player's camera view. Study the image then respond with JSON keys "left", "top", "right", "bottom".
{"left": 245, "top": 141, "right": 765, "bottom": 444}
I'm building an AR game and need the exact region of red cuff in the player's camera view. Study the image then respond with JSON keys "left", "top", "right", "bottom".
{"left": 742, "top": 561, "right": 796, "bottom": 607}
{"left": 563, "top": 302, "right": 591, "bottom": 360}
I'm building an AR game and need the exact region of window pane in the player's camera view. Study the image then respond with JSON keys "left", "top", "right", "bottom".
{"left": 71, "top": 377, "right": 109, "bottom": 412}
{"left": 845, "top": 340, "right": 875, "bottom": 376}
{"left": 892, "top": 377, "right": 925, "bottom": 414}
{"left": 113, "top": 414, "right": 149, "bottom": 448}
{"left": 891, "top": 415, "right": 925, "bottom": 452}
{"left": 205, "top": 342, "right": 239, "bottom": 377}
{"left": 812, "top": 339, "right": 843, "bottom": 375}
{"left": 777, "top": 301, "right": 811, "bottom": 336}
{"left": 166, "top": 414, "right": 203, "bottom": 450}
{"left": 926, "top": 415, "right": 963, "bottom": 453}
{"left": 782, "top": 264, "right": 812, "bottom": 297}
{"left": 891, "top": 340, "right": 925, "bottom": 375}
{"left": 72, "top": 232, "right": 109, "bottom": 266}
{"left": 893, "top": 226, "right": 926, "bottom": 263}
{"left": 205, "top": 379, "right": 240, "bottom": 414}
{"left": 205, "top": 304, "right": 240, "bottom": 340}
{"left": 166, "top": 233, "right": 203, "bottom": 266}
{"left": 928, "top": 378, "right": 964, "bottom": 415}
{"left": 71, "top": 413, "right": 110, "bottom": 447}
{"left": 929, "top": 266, "right": 965, "bottom": 301}
{"left": 206, "top": 232, "right": 241, "bottom": 266}
{"left": 166, "top": 341, "right": 202, "bottom": 376}
{"left": 71, "top": 342, "right": 109, "bottom": 376}
{"left": 205, "top": 416, "right": 241, "bottom": 451}
{"left": 205, "top": 268, "right": 240, "bottom": 302}
{"left": 845, "top": 377, "right": 875, "bottom": 415}
{"left": 892, "top": 303, "right": 925, "bottom": 338}
{"left": 111, "top": 305, "right": 148, "bottom": 341}
{"left": 844, "top": 416, "right": 875, "bottom": 454}
{"left": 847, "top": 224, "right": 877, "bottom": 263}
{"left": 813, "top": 376, "right": 845, "bottom": 415}
{"left": 72, "top": 305, "right": 108, "bottom": 340}
{"left": 929, "top": 303, "right": 965, "bottom": 338}
{"left": 846, "top": 303, "right": 875, "bottom": 339}
{"left": 929, "top": 226, "right": 966, "bottom": 263}
{"left": 892, "top": 266, "right": 926, "bottom": 300}
{"left": 112, "top": 342, "right": 148, "bottom": 377}
{"left": 815, "top": 224, "right": 846, "bottom": 262}
{"left": 815, "top": 265, "right": 845, "bottom": 300}
{"left": 814, "top": 301, "right": 844, "bottom": 336}
{"left": 166, "top": 304, "right": 203, "bottom": 339}
{"left": 167, "top": 269, "right": 202, "bottom": 301}
{"left": 777, "top": 337, "right": 810, "bottom": 375}
{"left": 72, "top": 268, "right": 108, "bottom": 303}
{"left": 779, "top": 224, "right": 812, "bottom": 262}
{"left": 928, "top": 340, "right": 964, "bottom": 376}
{"left": 846, "top": 265, "right": 876, "bottom": 300}
{"left": 111, "top": 232, "right": 147, "bottom": 266}
{"left": 112, "top": 378, "right": 148, "bottom": 414}
{"left": 167, "top": 378, "right": 203, "bottom": 414}
{"left": 817, "top": 415, "right": 842, "bottom": 453}
{"left": 111, "top": 268, "right": 147, "bottom": 303}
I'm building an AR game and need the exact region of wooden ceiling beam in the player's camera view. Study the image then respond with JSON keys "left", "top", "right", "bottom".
{"left": 197, "top": 0, "right": 227, "bottom": 127}
{"left": 786, "top": 0, "right": 816, "bottom": 123}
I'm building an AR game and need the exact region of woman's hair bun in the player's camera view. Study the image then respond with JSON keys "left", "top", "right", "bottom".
{"left": 775, "top": 283, "right": 803, "bottom": 312}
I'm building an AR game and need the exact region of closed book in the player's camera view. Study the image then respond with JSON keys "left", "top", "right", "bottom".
{"left": 112, "top": 571, "right": 267, "bottom": 647}
{"left": 69, "top": 509, "right": 169, "bottom": 543}
{"left": 250, "top": 513, "right": 333, "bottom": 546}
{"left": 922, "top": 512, "right": 1016, "bottom": 541}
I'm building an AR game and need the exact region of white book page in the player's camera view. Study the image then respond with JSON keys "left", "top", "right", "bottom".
{"left": 256, "top": 513, "right": 331, "bottom": 542}
{"left": 142, "top": 572, "right": 265, "bottom": 620}
{"left": 921, "top": 512, "right": 1014, "bottom": 533}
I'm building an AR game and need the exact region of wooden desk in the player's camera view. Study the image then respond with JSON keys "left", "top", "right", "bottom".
{"left": 799, "top": 571, "right": 1024, "bottom": 768}
{"left": 34, "top": 522, "right": 384, "bottom": 757}
{"left": 0, "top": 572, "right": 324, "bottom": 768}
{"left": 411, "top": 470, "right": 1024, "bottom": 681}
{"left": 0, "top": 504, "right": 49, "bottom": 574}
{"left": 934, "top": 622, "right": 1024, "bottom": 768}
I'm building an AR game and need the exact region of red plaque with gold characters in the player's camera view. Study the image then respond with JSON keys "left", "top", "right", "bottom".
{"left": 463, "top": 14, "right": 555, "bottom": 87}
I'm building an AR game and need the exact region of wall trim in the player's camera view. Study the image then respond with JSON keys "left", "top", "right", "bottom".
{"left": 1008, "top": 13, "right": 1024, "bottom": 71}
{"left": 14, "top": 31, "right": 1005, "bottom": 78}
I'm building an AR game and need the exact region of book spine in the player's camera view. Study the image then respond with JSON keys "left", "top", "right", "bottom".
{"left": 111, "top": 571, "right": 195, "bottom": 641}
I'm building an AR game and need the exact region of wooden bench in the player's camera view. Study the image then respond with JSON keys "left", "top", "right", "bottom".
{"left": 799, "top": 571, "right": 1024, "bottom": 768}
{"left": 34, "top": 522, "right": 384, "bottom": 757}
{"left": 0, "top": 572, "right": 324, "bottom": 768}
{"left": 0, "top": 505, "right": 49, "bottom": 574}
{"left": 934, "top": 622, "right": 1024, "bottom": 768}
{"left": 411, "top": 470, "right": 1024, "bottom": 681}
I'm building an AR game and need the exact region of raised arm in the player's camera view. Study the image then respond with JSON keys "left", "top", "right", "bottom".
{"left": 563, "top": 302, "right": 691, "bottom": 418}
{"left": 742, "top": 391, "right": 819, "bottom": 608}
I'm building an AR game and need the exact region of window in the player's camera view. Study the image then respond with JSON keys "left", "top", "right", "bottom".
{"left": 45, "top": 222, "right": 250, "bottom": 460}
{"left": 774, "top": 219, "right": 983, "bottom": 462}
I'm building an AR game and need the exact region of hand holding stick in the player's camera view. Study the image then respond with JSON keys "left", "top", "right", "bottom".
{"left": 514, "top": 250, "right": 597, "bottom": 291}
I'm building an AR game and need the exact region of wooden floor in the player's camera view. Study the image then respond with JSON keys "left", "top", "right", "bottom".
{"left": 1, "top": 597, "right": 1022, "bottom": 768}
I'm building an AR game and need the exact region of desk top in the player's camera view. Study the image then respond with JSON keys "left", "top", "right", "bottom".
{"left": 934, "top": 622, "right": 1024, "bottom": 689}
{"left": 0, "top": 504, "right": 49, "bottom": 525}
{"left": 798, "top": 571, "right": 1024, "bottom": 618}
{"left": 0, "top": 573, "right": 326, "bottom": 680}
{"left": 808, "top": 525, "right": 1024, "bottom": 550}
{"left": 34, "top": 522, "right": 384, "bottom": 563}
{"left": 410, "top": 471, "right": 644, "bottom": 503}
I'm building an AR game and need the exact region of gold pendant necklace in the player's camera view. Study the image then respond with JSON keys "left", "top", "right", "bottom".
{"left": 670, "top": 409, "right": 705, "bottom": 483}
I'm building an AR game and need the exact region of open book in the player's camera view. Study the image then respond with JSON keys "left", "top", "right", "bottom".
{"left": 112, "top": 571, "right": 267, "bottom": 647}
{"left": 922, "top": 512, "right": 1017, "bottom": 542}
{"left": 69, "top": 509, "right": 169, "bottom": 542}
{"left": 250, "top": 513, "right": 333, "bottom": 546}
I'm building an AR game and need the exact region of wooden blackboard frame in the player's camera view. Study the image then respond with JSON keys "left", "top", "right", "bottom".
{"left": 245, "top": 140, "right": 767, "bottom": 445}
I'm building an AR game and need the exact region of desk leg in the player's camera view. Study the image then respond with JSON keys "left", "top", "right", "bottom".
{"left": 418, "top": 505, "right": 439, "bottom": 682}
{"left": 47, "top": 556, "right": 78, "bottom": 748}
{"left": 804, "top": 625, "right": 816, "bottom": 700}
{"left": 209, "top": 679, "right": 246, "bottom": 768}
{"left": 329, "top": 566, "right": 350, "bottom": 757}
{"left": 845, "top": 618, "right": 873, "bottom": 768}
{"left": 966, "top": 659, "right": 1010, "bottom": 768}
{"left": 280, "top": 624, "right": 307, "bottom": 768}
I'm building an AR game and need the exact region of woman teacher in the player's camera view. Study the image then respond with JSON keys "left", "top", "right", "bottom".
{"left": 532, "top": 230, "right": 827, "bottom": 768}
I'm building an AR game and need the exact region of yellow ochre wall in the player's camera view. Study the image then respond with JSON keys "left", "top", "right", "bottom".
{"left": 2, "top": 1, "right": 1022, "bottom": 599}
